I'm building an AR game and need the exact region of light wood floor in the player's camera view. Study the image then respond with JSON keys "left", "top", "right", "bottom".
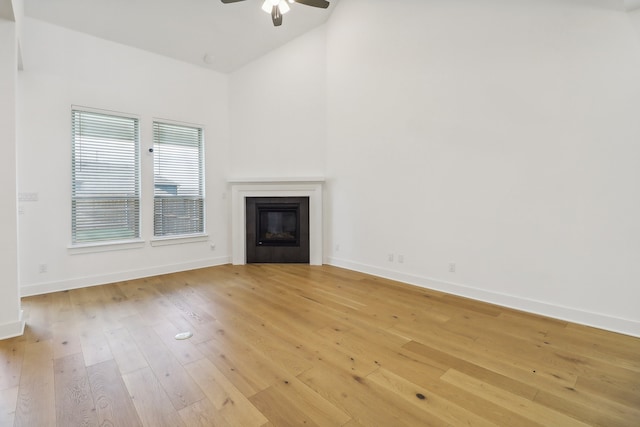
{"left": 1, "top": 265, "right": 639, "bottom": 426}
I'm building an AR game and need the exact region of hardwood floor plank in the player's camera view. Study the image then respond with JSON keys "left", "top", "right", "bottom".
{"left": 87, "top": 359, "right": 142, "bottom": 427}
{"left": 22, "top": 296, "right": 54, "bottom": 344}
{"left": 402, "top": 340, "right": 538, "bottom": 400}
{"left": 298, "top": 362, "right": 443, "bottom": 427}
{"left": 105, "top": 327, "right": 149, "bottom": 374}
{"left": 127, "top": 326, "right": 205, "bottom": 410}
{"left": 533, "top": 387, "right": 640, "bottom": 427}
{"left": 367, "top": 367, "right": 496, "bottom": 427}
{"left": 0, "top": 386, "right": 18, "bottom": 427}
{"left": 51, "top": 320, "right": 82, "bottom": 360}
{"left": 122, "top": 367, "right": 185, "bottom": 427}
{"left": 494, "top": 311, "right": 568, "bottom": 342}
{"left": 195, "top": 326, "right": 292, "bottom": 397}
{"left": 574, "top": 371, "right": 640, "bottom": 409}
{"left": 53, "top": 353, "right": 98, "bottom": 426}
{"left": 14, "top": 340, "right": 55, "bottom": 427}
{"left": 101, "top": 283, "right": 140, "bottom": 326}
{"left": 249, "top": 376, "right": 352, "bottom": 427}
{"left": 393, "top": 321, "right": 579, "bottom": 392}
{"left": 178, "top": 398, "right": 234, "bottom": 427}
{"left": 438, "top": 293, "right": 504, "bottom": 317}
{"left": 441, "top": 369, "right": 590, "bottom": 426}
{"left": 47, "top": 291, "right": 75, "bottom": 324}
{"left": 250, "top": 385, "right": 324, "bottom": 427}
{"left": 184, "top": 357, "right": 268, "bottom": 426}
{"left": 4, "top": 264, "right": 639, "bottom": 426}
{"left": 472, "top": 331, "right": 583, "bottom": 387}
{"left": 207, "top": 311, "right": 317, "bottom": 377}
{"left": 80, "top": 327, "right": 113, "bottom": 367}
{"left": 386, "top": 361, "right": 540, "bottom": 426}
{"left": 562, "top": 323, "right": 640, "bottom": 367}
{"left": 69, "top": 286, "right": 120, "bottom": 331}
{"left": 196, "top": 338, "right": 263, "bottom": 397}
{"left": 153, "top": 276, "right": 219, "bottom": 325}
{"left": 116, "top": 278, "right": 172, "bottom": 326}
{"left": 0, "top": 338, "right": 25, "bottom": 390}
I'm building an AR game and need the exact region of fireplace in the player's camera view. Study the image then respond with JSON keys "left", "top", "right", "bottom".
{"left": 229, "top": 178, "right": 323, "bottom": 265}
{"left": 246, "top": 197, "right": 309, "bottom": 263}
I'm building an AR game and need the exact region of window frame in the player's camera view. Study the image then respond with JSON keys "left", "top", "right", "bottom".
{"left": 151, "top": 119, "right": 206, "bottom": 241}
{"left": 70, "top": 106, "right": 142, "bottom": 248}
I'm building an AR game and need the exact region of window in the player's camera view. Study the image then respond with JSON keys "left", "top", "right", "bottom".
{"left": 71, "top": 109, "right": 140, "bottom": 244}
{"left": 153, "top": 121, "right": 204, "bottom": 237}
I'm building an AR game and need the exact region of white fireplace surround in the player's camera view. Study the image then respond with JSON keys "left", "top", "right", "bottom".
{"left": 229, "top": 178, "right": 324, "bottom": 265}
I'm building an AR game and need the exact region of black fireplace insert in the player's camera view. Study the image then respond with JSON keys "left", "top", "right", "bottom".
{"left": 246, "top": 197, "right": 309, "bottom": 263}
{"left": 257, "top": 204, "right": 300, "bottom": 246}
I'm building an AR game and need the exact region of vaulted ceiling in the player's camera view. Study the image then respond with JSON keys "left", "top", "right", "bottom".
{"left": 20, "top": 0, "right": 639, "bottom": 74}
{"left": 23, "top": 0, "right": 339, "bottom": 73}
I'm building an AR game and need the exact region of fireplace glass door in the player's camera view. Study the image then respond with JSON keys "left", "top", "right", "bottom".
{"left": 257, "top": 206, "right": 299, "bottom": 246}
{"left": 246, "top": 197, "right": 309, "bottom": 263}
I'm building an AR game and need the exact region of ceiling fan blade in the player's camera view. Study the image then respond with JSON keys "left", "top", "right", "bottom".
{"left": 272, "top": 6, "right": 283, "bottom": 26}
{"left": 220, "top": 0, "right": 247, "bottom": 3}
{"left": 293, "top": 0, "right": 330, "bottom": 8}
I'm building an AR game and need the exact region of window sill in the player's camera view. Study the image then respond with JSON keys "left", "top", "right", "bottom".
{"left": 150, "top": 234, "right": 209, "bottom": 247}
{"left": 68, "top": 239, "right": 146, "bottom": 255}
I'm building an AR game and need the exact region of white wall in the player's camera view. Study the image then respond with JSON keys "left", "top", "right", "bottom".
{"left": 17, "top": 18, "right": 231, "bottom": 296}
{"left": 229, "top": 26, "right": 327, "bottom": 178}
{"left": 630, "top": 8, "right": 640, "bottom": 38}
{"left": 0, "top": 13, "right": 24, "bottom": 338}
{"left": 325, "top": 0, "right": 640, "bottom": 336}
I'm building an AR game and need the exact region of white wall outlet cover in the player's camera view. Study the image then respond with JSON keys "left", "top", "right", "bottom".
{"left": 174, "top": 331, "right": 193, "bottom": 340}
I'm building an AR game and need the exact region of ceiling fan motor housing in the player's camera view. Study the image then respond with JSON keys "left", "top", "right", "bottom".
{"left": 221, "top": 0, "right": 330, "bottom": 27}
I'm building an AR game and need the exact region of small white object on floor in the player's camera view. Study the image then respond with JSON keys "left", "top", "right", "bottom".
{"left": 174, "top": 331, "right": 193, "bottom": 340}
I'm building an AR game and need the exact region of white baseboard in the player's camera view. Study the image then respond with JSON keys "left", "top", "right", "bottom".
{"left": 20, "top": 256, "right": 232, "bottom": 297}
{"left": 325, "top": 256, "right": 640, "bottom": 338}
{"left": 0, "top": 310, "right": 25, "bottom": 340}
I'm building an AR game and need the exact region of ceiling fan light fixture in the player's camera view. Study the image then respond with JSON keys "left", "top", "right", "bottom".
{"left": 261, "top": 0, "right": 289, "bottom": 14}
{"left": 261, "top": 0, "right": 272, "bottom": 13}
{"left": 222, "top": 0, "right": 329, "bottom": 27}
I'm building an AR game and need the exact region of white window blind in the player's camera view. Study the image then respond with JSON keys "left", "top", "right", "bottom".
{"left": 71, "top": 109, "right": 140, "bottom": 244}
{"left": 153, "top": 121, "right": 204, "bottom": 237}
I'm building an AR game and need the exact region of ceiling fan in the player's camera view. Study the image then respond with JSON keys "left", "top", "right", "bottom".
{"left": 221, "top": 0, "right": 330, "bottom": 27}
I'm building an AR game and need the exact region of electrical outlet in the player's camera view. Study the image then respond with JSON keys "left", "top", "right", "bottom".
{"left": 449, "top": 263, "right": 456, "bottom": 273}
{"left": 18, "top": 192, "right": 38, "bottom": 202}
{"left": 388, "top": 253, "right": 394, "bottom": 262}
{"left": 398, "top": 255, "right": 404, "bottom": 263}
{"left": 38, "top": 264, "right": 48, "bottom": 274}
{"left": 335, "top": 244, "right": 340, "bottom": 252}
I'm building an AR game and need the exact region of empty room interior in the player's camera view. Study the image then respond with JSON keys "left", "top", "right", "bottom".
{"left": 1, "top": 0, "right": 640, "bottom": 425}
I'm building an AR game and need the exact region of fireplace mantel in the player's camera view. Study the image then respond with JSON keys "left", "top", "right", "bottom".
{"left": 229, "top": 178, "right": 324, "bottom": 265}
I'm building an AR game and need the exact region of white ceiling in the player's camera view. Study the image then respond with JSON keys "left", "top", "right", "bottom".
{"left": 626, "top": 0, "right": 640, "bottom": 11}
{"left": 23, "top": 0, "right": 338, "bottom": 73}
{"left": 21, "top": 0, "right": 639, "bottom": 74}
